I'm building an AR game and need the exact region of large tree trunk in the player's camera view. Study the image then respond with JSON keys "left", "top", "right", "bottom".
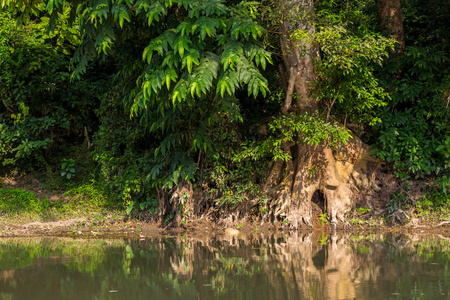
{"left": 376, "top": 0, "right": 405, "bottom": 55}
{"left": 279, "top": 0, "right": 318, "bottom": 114}
{"left": 264, "top": 0, "right": 379, "bottom": 228}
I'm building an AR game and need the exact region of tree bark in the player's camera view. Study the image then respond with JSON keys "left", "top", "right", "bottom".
{"left": 376, "top": 0, "right": 405, "bottom": 55}
{"left": 264, "top": 0, "right": 379, "bottom": 228}
{"left": 279, "top": 0, "right": 318, "bottom": 114}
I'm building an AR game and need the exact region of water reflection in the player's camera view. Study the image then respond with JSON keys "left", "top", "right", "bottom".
{"left": 0, "top": 232, "right": 449, "bottom": 299}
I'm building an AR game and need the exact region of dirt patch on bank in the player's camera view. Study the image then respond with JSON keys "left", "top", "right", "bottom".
{"left": 1, "top": 215, "right": 450, "bottom": 239}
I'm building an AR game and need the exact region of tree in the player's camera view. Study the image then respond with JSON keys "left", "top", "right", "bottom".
{"left": 0, "top": 9, "right": 104, "bottom": 169}
{"left": 376, "top": 0, "right": 405, "bottom": 55}
{"left": 1, "top": 0, "right": 272, "bottom": 218}
{"left": 371, "top": 0, "right": 450, "bottom": 180}
{"left": 1, "top": 0, "right": 398, "bottom": 226}
{"left": 262, "top": 0, "right": 394, "bottom": 227}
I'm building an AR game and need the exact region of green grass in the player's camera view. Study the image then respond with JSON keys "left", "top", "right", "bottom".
{"left": 0, "top": 182, "right": 122, "bottom": 223}
{"left": 63, "top": 180, "right": 119, "bottom": 211}
{"left": 414, "top": 188, "right": 450, "bottom": 223}
{"left": 0, "top": 188, "right": 46, "bottom": 215}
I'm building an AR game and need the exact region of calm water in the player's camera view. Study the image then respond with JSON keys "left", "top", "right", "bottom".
{"left": 0, "top": 232, "right": 449, "bottom": 300}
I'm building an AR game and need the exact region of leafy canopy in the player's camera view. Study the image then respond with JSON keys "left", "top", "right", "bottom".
{"left": 1, "top": 0, "right": 272, "bottom": 189}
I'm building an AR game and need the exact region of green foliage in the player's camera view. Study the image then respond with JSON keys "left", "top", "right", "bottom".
{"left": 312, "top": 25, "right": 393, "bottom": 124}
{"left": 203, "top": 116, "right": 269, "bottom": 209}
{"left": 402, "top": 0, "right": 450, "bottom": 50}
{"left": 0, "top": 11, "right": 110, "bottom": 172}
{"left": 311, "top": 0, "right": 395, "bottom": 125}
{"left": 369, "top": 0, "right": 450, "bottom": 180}
{"left": 350, "top": 218, "right": 364, "bottom": 226}
{"left": 0, "top": 12, "right": 62, "bottom": 167}
{"left": 318, "top": 213, "right": 328, "bottom": 226}
{"left": 416, "top": 182, "right": 450, "bottom": 211}
{"left": 1, "top": 0, "right": 449, "bottom": 221}
{"left": 0, "top": 177, "right": 121, "bottom": 221}
{"left": 126, "top": 201, "right": 135, "bottom": 216}
{"left": 139, "top": 198, "right": 158, "bottom": 212}
{"left": 386, "top": 191, "right": 408, "bottom": 213}
{"left": 0, "top": 188, "right": 49, "bottom": 215}
{"left": 436, "top": 176, "right": 450, "bottom": 195}
{"left": 356, "top": 207, "right": 371, "bottom": 214}
{"left": 225, "top": 112, "right": 352, "bottom": 171}
{"left": 220, "top": 112, "right": 350, "bottom": 170}
{"left": 372, "top": 45, "right": 450, "bottom": 179}
{"left": 269, "top": 113, "right": 351, "bottom": 154}
{"left": 61, "top": 158, "right": 76, "bottom": 179}
{"left": 91, "top": 88, "right": 153, "bottom": 207}
{"left": 63, "top": 180, "right": 114, "bottom": 211}
{"left": 127, "top": 0, "right": 270, "bottom": 192}
{"left": 4, "top": 0, "right": 274, "bottom": 205}
{"left": 0, "top": 0, "right": 272, "bottom": 211}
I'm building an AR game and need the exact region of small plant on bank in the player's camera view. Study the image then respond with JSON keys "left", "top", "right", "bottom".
{"left": 356, "top": 207, "right": 371, "bottom": 214}
{"left": 61, "top": 159, "right": 76, "bottom": 180}
{"left": 386, "top": 191, "right": 408, "bottom": 213}
{"left": 318, "top": 213, "right": 328, "bottom": 226}
{"left": 436, "top": 176, "right": 450, "bottom": 196}
{"left": 416, "top": 184, "right": 450, "bottom": 214}
{"left": 350, "top": 218, "right": 364, "bottom": 226}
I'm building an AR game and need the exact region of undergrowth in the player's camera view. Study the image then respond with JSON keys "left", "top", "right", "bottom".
{"left": 0, "top": 188, "right": 48, "bottom": 215}
{"left": 0, "top": 182, "right": 122, "bottom": 223}
{"left": 415, "top": 186, "right": 450, "bottom": 222}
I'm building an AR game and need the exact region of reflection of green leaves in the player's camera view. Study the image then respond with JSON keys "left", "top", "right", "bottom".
{"left": 2, "top": 235, "right": 450, "bottom": 300}
{"left": 357, "top": 246, "right": 370, "bottom": 254}
{"left": 318, "top": 233, "right": 327, "bottom": 245}
{"left": 126, "top": 201, "right": 134, "bottom": 215}
{"left": 126, "top": 245, "right": 134, "bottom": 259}
{"left": 0, "top": 238, "right": 125, "bottom": 271}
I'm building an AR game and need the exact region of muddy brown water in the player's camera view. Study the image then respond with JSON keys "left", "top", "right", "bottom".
{"left": 0, "top": 231, "right": 449, "bottom": 300}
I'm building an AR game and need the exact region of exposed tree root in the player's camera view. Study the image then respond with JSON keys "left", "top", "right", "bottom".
{"left": 264, "top": 133, "right": 381, "bottom": 228}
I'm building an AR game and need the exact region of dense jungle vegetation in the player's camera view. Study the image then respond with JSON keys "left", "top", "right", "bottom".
{"left": 0, "top": 0, "right": 449, "bottom": 225}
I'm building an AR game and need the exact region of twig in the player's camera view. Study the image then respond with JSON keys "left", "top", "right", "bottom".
{"left": 436, "top": 234, "right": 450, "bottom": 241}
{"left": 436, "top": 221, "right": 450, "bottom": 227}
{"left": 84, "top": 126, "right": 91, "bottom": 149}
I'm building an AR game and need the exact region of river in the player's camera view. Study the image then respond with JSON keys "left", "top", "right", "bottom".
{"left": 0, "top": 231, "right": 449, "bottom": 299}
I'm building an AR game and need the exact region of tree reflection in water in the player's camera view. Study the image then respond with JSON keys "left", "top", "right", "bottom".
{"left": 0, "top": 232, "right": 449, "bottom": 299}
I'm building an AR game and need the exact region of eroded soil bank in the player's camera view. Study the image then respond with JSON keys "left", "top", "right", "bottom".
{"left": 1, "top": 174, "right": 449, "bottom": 238}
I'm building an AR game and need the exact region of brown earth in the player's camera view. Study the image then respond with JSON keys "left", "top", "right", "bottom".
{"left": 1, "top": 214, "right": 449, "bottom": 239}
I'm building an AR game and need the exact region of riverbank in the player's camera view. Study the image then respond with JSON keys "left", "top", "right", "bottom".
{"left": 1, "top": 215, "right": 450, "bottom": 238}
{"left": 1, "top": 204, "right": 449, "bottom": 238}
{"left": 1, "top": 174, "right": 449, "bottom": 238}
